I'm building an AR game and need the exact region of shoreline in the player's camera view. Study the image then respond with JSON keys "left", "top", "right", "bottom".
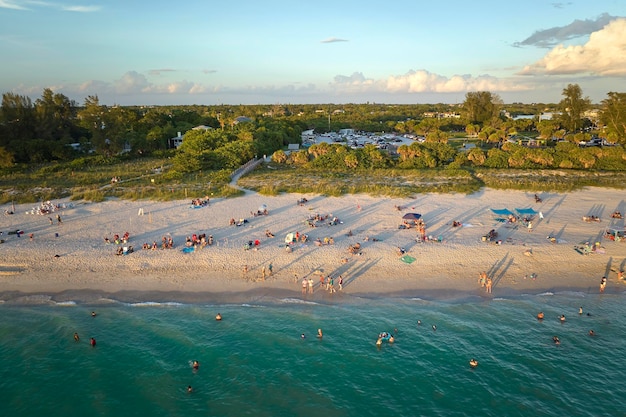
{"left": 1, "top": 188, "right": 624, "bottom": 304}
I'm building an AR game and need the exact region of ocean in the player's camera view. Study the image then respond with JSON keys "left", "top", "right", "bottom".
{"left": 0, "top": 291, "right": 624, "bottom": 417}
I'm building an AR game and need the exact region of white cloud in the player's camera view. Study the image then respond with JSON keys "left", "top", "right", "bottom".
{"left": 321, "top": 37, "right": 348, "bottom": 43}
{"left": 519, "top": 18, "right": 626, "bottom": 76}
{"left": 0, "top": 0, "right": 26, "bottom": 9}
{"left": 0, "top": 1, "right": 100, "bottom": 11}
{"left": 61, "top": 5, "right": 101, "bottom": 12}
{"left": 331, "top": 70, "right": 531, "bottom": 94}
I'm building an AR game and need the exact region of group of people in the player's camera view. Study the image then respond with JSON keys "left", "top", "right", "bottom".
{"left": 185, "top": 233, "right": 213, "bottom": 248}
{"left": 141, "top": 236, "right": 175, "bottom": 250}
{"left": 190, "top": 197, "right": 209, "bottom": 207}
{"left": 300, "top": 274, "right": 344, "bottom": 295}
{"left": 478, "top": 271, "right": 493, "bottom": 293}
{"left": 104, "top": 232, "right": 130, "bottom": 245}
{"left": 611, "top": 211, "right": 623, "bottom": 219}
{"left": 314, "top": 236, "right": 334, "bottom": 246}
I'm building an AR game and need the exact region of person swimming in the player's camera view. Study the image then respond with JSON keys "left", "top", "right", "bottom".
{"left": 432, "top": 325, "right": 437, "bottom": 331}
{"left": 560, "top": 314, "right": 566, "bottom": 322}
{"left": 90, "top": 337, "right": 96, "bottom": 347}
{"left": 187, "top": 385, "right": 193, "bottom": 393}
{"left": 215, "top": 313, "right": 222, "bottom": 321}
{"left": 376, "top": 337, "right": 382, "bottom": 347}
{"left": 73, "top": 333, "right": 80, "bottom": 342}
{"left": 301, "top": 333, "right": 306, "bottom": 339}
{"left": 417, "top": 320, "right": 422, "bottom": 326}
{"left": 192, "top": 361, "right": 199, "bottom": 370}
{"left": 579, "top": 307, "right": 583, "bottom": 315}
{"left": 317, "top": 329, "right": 323, "bottom": 338}
{"left": 469, "top": 359, "right": 478, "bottom": 368}
{"left": 588, "top": 330, "right": 595, "bottom": 336}
{"left": 537, "top": 312, "right": 544, "bottom": 320}
{"left": 552, "top": 336, "right": 560, "bottom": 345}
{"left": 91, "top": 311, "right": 97, "bottom": 317}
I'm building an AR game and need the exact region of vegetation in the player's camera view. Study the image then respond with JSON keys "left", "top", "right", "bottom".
{"left": 1, "top": 84, "right": 625, "bottom": 203}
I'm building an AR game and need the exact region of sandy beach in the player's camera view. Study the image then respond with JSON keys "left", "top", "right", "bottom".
{"left": 1, "top": 187, "right": 624, "bottom": 304}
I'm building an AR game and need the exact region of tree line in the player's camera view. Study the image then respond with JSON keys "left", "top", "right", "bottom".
{"left": 1, "top": 85, "right": 625, "bottom": 172}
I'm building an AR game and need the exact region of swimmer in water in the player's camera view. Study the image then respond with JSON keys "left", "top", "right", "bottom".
{"left": 552, "top": 336, "right": 560, "bottom": 345}
{"left": 215, "top": 313, "right": 222, "bottom": 321}
{"left": 579, "top": 307, "right": 583, "bottom": 315}
{"left": 389, "top": 335, "right": 395, "bottom": 343}
{"left": 91, "top": 311, "right": 97, "bottom": 317}
{"left": 187, "top": 385, "right": 193, "bottom": 393}
{"left": 469, "top": 359, "right": 478, "bottom": 368}
{"left": 301, "top": 333, "right": 305, "bottom": 339}
{"left": 417, "top": 320, "right": 422, "bottom": 326}
{"left": 376, "top": 337, "right": 382, "bottom": 347}
{"left": 588, "top": 330, "right": 595, "bottom": 336}
{"left": 317, "top": 329, "right": 323, "bottom": 338}
{"left": 73, "top": 333, "right": 80, "bottom": 342}
{"left": 90, "top": 337, "right": 96, "bottom": 347}
{"left": 537, "top": 312, "right": 544, "bottom": 320}
{"left": 560, "top": 314, "right": 566, "bottom": 323}
{"left": 432, "top": 325, "right": 437, "bottom": 331}
{"left": 192, "top": 361, "right": 199, "bottom": 370}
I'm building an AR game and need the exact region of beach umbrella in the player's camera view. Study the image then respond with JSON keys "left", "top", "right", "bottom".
{"left": 285, "top": 232, "right": 295, "bottom": 243}
{"left": 259, "top": 204, "right": 268, "bottom": 211}
{"left": 402, "top": 213, "right": 422, "bottom": 220}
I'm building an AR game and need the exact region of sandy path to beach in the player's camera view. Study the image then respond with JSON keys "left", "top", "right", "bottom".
{"left": 1, "top": 187, "right": 624, "bottom": 303}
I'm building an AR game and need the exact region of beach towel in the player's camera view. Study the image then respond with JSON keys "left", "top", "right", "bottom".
{"left": 400, "top": 255, "right": 416, "bottom": 264}
{"left": 182, "top": 247, "right": 195, "bottom": 253}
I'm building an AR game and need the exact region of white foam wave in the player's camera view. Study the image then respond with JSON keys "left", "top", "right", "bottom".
{"left": 279, "top": 298, "right": 319, "bottom": 305}
{"left": 129, "top": 301, "right": 184, "bottom": 307}
{"left": 54, "top": 301, "right": 77, "bottom": 306}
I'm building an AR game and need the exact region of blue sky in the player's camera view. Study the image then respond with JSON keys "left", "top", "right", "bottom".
{"left": 1, "top": 0, "right": 625, "bottom": 105}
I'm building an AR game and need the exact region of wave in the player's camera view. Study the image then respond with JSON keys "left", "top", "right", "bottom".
{"left": 278, "top": 297, "right": 319, "bottom": 305}
{"left": 128, "top": 301, "right": 185, "bottom": 307}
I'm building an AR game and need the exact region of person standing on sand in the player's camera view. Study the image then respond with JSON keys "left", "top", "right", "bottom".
{"left": 338, "top": 275, "right": 343, "bottom": 291}
{"left": 308, "top": 278, "right": 314, "bottom": 294}
{"left": 268, "top": 263, "right": 273, "bottom": 276}
{"left": 302, "top": 278, "right": 307, "bottom": 295}
{"left": 485, "top": 277, "right": 493, "bottom": 294}
{"left": 478, "top": 272, "right": 487, "bottom": 288}
{"left": 600, "top": 276, "right": 607, "bottom": 293}
{"left": 261, "top": 266, "right": 266, "bottom": 281}
{"left": 527, "top": 221, "right": 533, "bottom": 232}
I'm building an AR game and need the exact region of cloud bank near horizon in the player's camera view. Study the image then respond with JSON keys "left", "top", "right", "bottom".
{"left": 520, "top": 18, "right": 626, "bottom": 76}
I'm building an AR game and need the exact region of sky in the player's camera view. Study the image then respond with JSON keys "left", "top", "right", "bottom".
{"left": 1, "top": 0, "right": 625, "bottom": 106}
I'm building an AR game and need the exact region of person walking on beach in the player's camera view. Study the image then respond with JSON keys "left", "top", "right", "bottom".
{"left": 268, "top": 263, "right": 273, "bottom": 276}
{"left": 261, "top": 266, "right": 266, "bottom": 281}
{"left": 319, "top": 274, "right": 325, "bottom": 290}
{"left": 56, "top": 214, "right": 62, "bottom": 225}
{"left": 338, "top": 275, "right": 343, "bottom": 291}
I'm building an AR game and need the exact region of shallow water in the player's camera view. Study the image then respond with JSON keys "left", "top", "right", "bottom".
{"left": 0, "top": 291, "right": 624, "bottom": 417}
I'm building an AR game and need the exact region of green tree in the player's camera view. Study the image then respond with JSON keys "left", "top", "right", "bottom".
{"left": 462, "top": 91, "right": 502, "bottom": 125}
{"left": 558, "top": 84, "right": 591, "bottom": 133}
{"left": 599, "top": 92, "right": 626, "bottom": 145}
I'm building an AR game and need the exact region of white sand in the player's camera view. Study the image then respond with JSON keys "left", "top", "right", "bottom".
{"left": 1, "top": 188, "right": 624, "bottom": 303}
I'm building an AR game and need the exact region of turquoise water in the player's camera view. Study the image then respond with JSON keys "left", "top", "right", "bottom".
{"left": 1, "top": 292, "right": 625, "bottom": 417}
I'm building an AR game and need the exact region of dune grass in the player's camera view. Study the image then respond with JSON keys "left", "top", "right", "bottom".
{"left": 1, "top": 157, "right": 625, "bottom": 204}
